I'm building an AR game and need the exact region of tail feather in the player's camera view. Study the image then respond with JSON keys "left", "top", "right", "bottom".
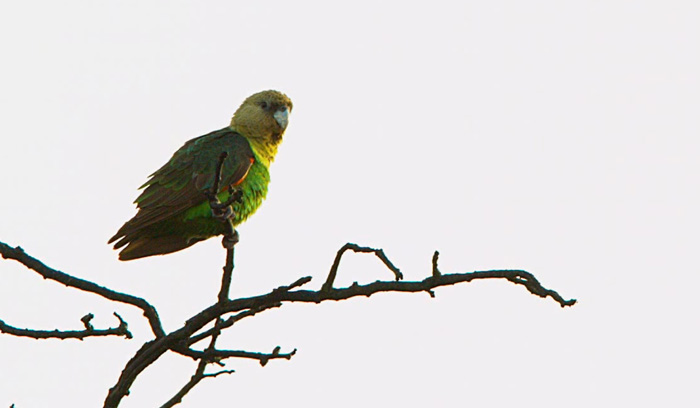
{"left": 117, "top": 236, "right": 204, "bottom": 261}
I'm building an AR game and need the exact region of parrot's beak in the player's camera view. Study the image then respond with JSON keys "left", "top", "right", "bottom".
{"left": 273, "top": 106, "right": 289, "bottom": 130}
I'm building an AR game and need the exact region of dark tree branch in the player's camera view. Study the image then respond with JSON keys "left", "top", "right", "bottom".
{"left": 245, "top": 269, "right": 576, "bottom": 309}
{"left": 2, "top": 234, "right": 575, "bottom": 408}
{"left": 0, "top": 312, "right": 131, "bottom": 340}
{"left": 220, "top": 247, "right": 576, "bottom": 314}
{"left": 322, "top": 243, "right": 403, "bottom": 292}
{"left": 159, "top": 363, "right": 235, "bottom": 408}
{"left": 179, "top": 346, "right": 297, "bottom": 367}
{"left": 0, "top": 241, "right": 164, "bottom": 338}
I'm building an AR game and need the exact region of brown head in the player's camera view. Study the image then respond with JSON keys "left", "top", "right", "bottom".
{"left": 230, "top": 90, "right": 293, "bottom": 165}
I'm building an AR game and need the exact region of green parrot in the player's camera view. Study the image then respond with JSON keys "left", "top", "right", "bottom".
{"left": 109, "top": 90, "right": 293, "bottom": 261}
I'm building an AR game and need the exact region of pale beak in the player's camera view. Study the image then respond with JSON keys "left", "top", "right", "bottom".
{"left": 273, "top": 106, "right": 289, "bottom": 130}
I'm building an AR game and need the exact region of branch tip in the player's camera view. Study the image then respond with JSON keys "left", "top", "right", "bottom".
{"left": 81, "top": 313, "right": 95, "bottom": 331}
{"left": 432, "top": 250, "right": 442, "bottom": 277}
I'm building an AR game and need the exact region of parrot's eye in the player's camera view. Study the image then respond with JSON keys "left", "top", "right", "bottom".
{"left": 259, "top": 101, "right": 269, "bottom": 109}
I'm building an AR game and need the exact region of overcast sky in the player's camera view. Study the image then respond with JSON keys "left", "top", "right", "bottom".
{"left": 1, "top": 1, "right": 698, "bottom": 407}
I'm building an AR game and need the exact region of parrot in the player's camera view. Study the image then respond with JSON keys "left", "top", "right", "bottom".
{"left": 109, "top": 90, "right": 293, "bottom": 261}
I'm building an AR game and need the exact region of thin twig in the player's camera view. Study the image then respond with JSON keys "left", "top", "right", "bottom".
{"left": 158, "top": 364, "right": 235, "bottom": 408}
{"left": 0, "top": 312, "right": 131, "bottom": 340}
{"left": 322, "top": 243, "right": 403, "bottom": 291}
{"left": 432, "top": 250, "right": 441, "bottom": 277}
{"left": 180, "top": 346, "right": 297, "bottom": 367}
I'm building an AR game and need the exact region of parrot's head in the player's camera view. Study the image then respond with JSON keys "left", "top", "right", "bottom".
{"left": 231, "top": 90, "right": 293, "bottom": 146}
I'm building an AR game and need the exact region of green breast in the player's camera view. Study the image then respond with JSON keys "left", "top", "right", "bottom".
{"left": 177, "top": 160, "right": 270, "bottom": 238}
{"left": 229, "top": 160, "right": 270, "bottom": 224}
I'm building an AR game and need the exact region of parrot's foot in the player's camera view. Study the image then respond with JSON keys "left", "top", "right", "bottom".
{"left": 224, "top": 188, "right": 244, "bottom": 206}
{"left": 222, "top": 230, "right": 239, "bottom": 249}
{"left": 211, "top": 205, "right": 235, "bottom": 222}
{"left": 209, "top": 189, "right": 243, "bottom": 222}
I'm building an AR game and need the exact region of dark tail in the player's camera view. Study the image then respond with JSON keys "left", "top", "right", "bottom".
{"left": 116, "top": 236, "right": 204, "bottom": 261}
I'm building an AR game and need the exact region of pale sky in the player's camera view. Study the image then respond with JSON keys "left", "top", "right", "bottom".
{"left": 1, "top": 1, "right": 698, "bottom": 407}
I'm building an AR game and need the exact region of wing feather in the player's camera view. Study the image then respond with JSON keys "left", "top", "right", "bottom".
{"left": 108, "top": 127, "right": 254, "bottom": 244}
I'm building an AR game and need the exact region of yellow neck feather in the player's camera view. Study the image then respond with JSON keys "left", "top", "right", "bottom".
{"left": 246, "top": 136, "right": 280, "bottom": 167}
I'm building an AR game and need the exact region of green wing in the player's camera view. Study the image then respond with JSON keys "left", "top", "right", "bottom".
{"left": 109, "top": 127, "right": 254, "bottom": 249}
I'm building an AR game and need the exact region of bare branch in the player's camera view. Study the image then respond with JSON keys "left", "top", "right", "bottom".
{"left": 0, "top": 312, "right": 131, "bottom": 340}
{"left": 273, "top": 276, "right": 313, "bottom": 292}
{"left": 225, "top": 245, "right": 576, "bottom": 313}
{"left": 239, "top": 247, "right": 576, "bottom": 312}
{"left": 179, "top": 346, "right": 297, "bottom": 367}
{"left": 202, "top": 369, "right": 236, "bottom": 378}
{"left": 4, "top": 227, "right": 574, "bottom": 408}
{"left": 322, "top": 243, "right": 403, "bottom": 291}
{"left": 4, "top": 233, "right": 574, "bottom": 408}
{"left": 0, "top": 241, "right": 164, "bottom": 338}
{"left": 159, "top": 362, "right": 235, "bottom": 408}
{"left": 252, "top": 268, "right": 576, "bottom": 308}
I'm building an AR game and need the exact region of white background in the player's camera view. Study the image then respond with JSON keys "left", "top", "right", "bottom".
{"left": 1, "top": 1, "right": 698, "bottom": 407}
